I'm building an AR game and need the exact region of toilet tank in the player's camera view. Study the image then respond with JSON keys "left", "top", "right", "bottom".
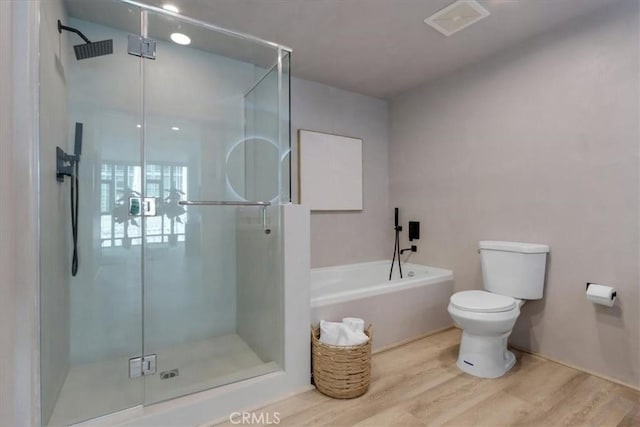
{"left": 479, "top": 241, "right": 549, "bottom": 300}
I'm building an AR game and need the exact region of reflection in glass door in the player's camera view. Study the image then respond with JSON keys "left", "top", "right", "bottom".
{"left": 141, "top": 11, "right": 289, "bottom": 404}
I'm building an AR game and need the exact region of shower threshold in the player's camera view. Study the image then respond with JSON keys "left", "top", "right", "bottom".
{"left": 46, "top": 334, "right": 278, "bottom": 427}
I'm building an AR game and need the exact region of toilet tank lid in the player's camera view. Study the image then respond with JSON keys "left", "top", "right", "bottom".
{"left": 479, "top": 241, "right": 549, "bottom": 253}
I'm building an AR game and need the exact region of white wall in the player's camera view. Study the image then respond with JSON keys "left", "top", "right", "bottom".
{"left": 236, "top": 207, "right": 284, "bottom": 366}
{"left": 390, "top": 0, "right": 639, "bottom": 387}
{"left": 0, "top": 1, "right": 40, "bottom": 426}
{"left": 39, "top": 0, "right": 71, "bottom": 423}
{"left": 291, "top": 78, "right": 391, "bottom": 268}
{"left": 0, "top": 3, "right": 17, "bottom": 425}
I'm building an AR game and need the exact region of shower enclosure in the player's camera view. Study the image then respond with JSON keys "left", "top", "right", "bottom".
{"left": 39, "top": 0, "right": 291, "bottom": 425}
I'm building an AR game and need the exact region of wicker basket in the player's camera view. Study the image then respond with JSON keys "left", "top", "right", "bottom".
{"left": 311, "top": 325, "right": 372, "bottom": 399}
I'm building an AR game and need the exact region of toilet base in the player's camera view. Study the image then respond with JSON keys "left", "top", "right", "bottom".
{"left": 456, "top": 330, "right": 516, "bottom": 378}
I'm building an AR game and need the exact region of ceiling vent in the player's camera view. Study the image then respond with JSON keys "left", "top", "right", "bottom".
{"left": 424, "top": 0, "right": 490, "bottom": 37}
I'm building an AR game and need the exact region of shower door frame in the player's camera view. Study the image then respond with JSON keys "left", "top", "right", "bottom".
{"left": 120, "top": 0, "right": 292, "bottom": 53}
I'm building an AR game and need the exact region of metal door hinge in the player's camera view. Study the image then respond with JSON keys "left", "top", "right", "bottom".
{"left": 128, "top": 35, "right": 156, "bottom": 59}
{"left": 129, "top": 354, "right": 157, "bottom": 378}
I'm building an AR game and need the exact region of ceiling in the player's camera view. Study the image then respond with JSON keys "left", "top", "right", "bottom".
{"left": 69, "top": 0, "right": 620, "bottom": 99}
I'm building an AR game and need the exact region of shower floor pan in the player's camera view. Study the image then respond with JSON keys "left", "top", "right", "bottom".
{"left": 47, "top": 334, "right": 278, "bottom": 426}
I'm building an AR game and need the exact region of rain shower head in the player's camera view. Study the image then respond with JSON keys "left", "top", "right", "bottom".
{"left": 73, "top": 40, "right": 113, "bottom": 60}
{"left": 58, "top": 20, "right": 113, "bottom": 60}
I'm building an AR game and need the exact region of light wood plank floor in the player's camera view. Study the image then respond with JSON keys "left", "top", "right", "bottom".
{"left": 216, "top": 328, "right": 639, "bottom": 427}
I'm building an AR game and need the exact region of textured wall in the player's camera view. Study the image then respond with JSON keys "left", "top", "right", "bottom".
{"left": 390, "top": 0, "right": 639, "bottom": 387}
{"left": 291, "top": 78, "right": 391, "bottom": 268}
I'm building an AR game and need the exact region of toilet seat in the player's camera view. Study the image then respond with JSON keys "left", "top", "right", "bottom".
{"left": 450, "top": 290, "right": 516, "bottom": 313}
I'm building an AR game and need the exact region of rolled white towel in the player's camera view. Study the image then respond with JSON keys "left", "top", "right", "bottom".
{"left": 336, "top": 325, "right": 369, "bottom": 346}
{"left": 320, "top": 320, "right": 369, "bottom": 346}
{"left": 319, "top": 320, "right": 343, "bottom": 346}
{"left": 342, "top": 317, "right": 365, "bottom": 333}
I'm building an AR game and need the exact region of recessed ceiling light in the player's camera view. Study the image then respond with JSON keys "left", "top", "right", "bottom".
{"left": 162, "top": 4, "right": 179, "bottom": 13}
{"left": 136, "top": 124, "right": 142, "bottom": 128}
{"left": 170, "top": 32, "right": 191, "bottom": 45}
{"left": 171, "top": 126, "right": 180, "bottom": 131}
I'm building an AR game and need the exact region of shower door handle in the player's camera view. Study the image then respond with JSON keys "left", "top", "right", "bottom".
{"left": 178, "top": 200, "right": 270, "bottom": 207}
{"left": 177, "top": 200, "right": 272, "bottom": 233}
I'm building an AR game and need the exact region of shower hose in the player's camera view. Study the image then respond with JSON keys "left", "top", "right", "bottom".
{"left": 70, "top": 160, "right": 79, "bottom": 276}
{"left": 389, "top": 221, "right": 403, "bottom": 280}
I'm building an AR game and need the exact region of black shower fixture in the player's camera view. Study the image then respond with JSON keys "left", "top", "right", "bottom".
{"left": 409, "top": 221, "right": 420, "bottom": 241}
{"left": 389, "top": 210, "right": 420, "bottom": 280}
{"left": 56, "top": 123, "right": 82, "bottom": 182}
{"left": 58, "top": 20, "right": 113, "bottom": 60}
{"left": 389, "top": 208, "right": 403, "bottom": 280}
{"left": 401, "top": 245, "right": 417, "bottom": 255}
{"left": 57, "top": 123, "right": 83, "bottom": 276}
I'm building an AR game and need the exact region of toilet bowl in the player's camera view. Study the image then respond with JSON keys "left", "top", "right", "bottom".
{"left": 449, "top": 241, "right": 549, "bottom": 379}
{"left": 448, "top": 290, "right": 524, "bottom": 378}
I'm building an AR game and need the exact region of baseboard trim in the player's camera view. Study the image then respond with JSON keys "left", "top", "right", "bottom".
{"left": 372, "top": 325, "right": 456, "bottom": 355}
{"left": 509, "top": 343, "right": 639, "bottom": 392}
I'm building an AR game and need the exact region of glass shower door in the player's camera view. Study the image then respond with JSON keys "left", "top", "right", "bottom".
{"left": 141, "top": 11, "right": 287, "bottom": 404}
{"left": 40, "top": 2, "right": 145, "bottom": 425}
{"left": 40, "top": 2, "right": 291, "bottom": 424}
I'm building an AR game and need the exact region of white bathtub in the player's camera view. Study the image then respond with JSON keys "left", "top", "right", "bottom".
{"left": 311, "top": 260, "right": 454, "bottom": 351}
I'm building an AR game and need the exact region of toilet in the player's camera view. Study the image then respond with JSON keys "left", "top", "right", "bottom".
{"left": 448, "top": 240, "right": 549, "bottom": 378}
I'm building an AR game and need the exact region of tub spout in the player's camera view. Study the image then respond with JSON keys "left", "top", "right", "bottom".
{"left": 401, "top": 245, "right": 417, "bottom": 255}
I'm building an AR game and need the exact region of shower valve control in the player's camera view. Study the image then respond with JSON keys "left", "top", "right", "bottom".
{"left": 129, "top": 354, "right": 157, "bottom": 378}
{"left": 408, "top": 221, "right": 420, "bottom": 241}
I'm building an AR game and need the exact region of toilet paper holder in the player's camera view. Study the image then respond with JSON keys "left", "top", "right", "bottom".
{"left": 586, "top": 282, "right": 617, "bottom": 299}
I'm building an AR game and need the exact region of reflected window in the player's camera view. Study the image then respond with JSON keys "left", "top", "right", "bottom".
{"left": 100, "top": 162, "right": 188, "bottom": 248}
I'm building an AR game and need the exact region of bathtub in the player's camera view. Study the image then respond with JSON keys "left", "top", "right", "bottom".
{"left": 311, "top": 260, "right": 454, "bottom": 351}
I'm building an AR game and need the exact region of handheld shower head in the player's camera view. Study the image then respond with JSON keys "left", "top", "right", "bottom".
{"left": 73, "top": 122, "right": 83, "bottom": 157}
{"left": 58, "top": 20, "right": 113, "bottom": 60}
